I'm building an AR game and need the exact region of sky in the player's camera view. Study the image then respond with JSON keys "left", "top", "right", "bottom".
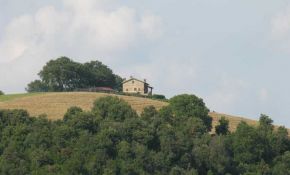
{"left": 1, "top": 0, "right": 290, "bottom": 127}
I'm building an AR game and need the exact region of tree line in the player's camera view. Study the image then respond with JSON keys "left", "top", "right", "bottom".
{"left": 26, "top": 57, "right": 123, "bottom": 92}
{"left": 0, "top": 94, "right": 289, "bottom": 175}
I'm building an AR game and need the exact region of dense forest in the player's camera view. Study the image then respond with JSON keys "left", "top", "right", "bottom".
{"left": 26, "top": 57, "right": 123, "bottom": 92}
{"left": 0, "top": 94, "right": 289, "bottom": 175}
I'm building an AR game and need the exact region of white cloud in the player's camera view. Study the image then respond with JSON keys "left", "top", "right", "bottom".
{"left": 0, "top": 0, "right": 162, "bottom": 92}
{"left": 0, "top": 1, "right": 163, "bottom": 63}
{"left": 0, "top": 15, "right": 36, "bottom": 63}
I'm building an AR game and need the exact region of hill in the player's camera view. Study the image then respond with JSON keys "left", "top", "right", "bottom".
{"left": 0, "top": 92, "right": 167, "bottom": 120}
{"left": 0, "top": 92, "right": 288, "bottom": 134}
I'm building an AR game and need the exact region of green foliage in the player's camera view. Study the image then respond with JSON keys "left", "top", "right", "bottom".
{"left": 92, "top": 96, "right": 138, "bottom": 121}
{"left": 169, "top": 94, "right": 212, "bottom": 131}
{"left": 231, "top": 122, "right": 261, "bottom": 165}
{"left": 141, "top": 105, "right": 158, "bottom": 121}
{"left": 0, "top": 95, "right": 289, "bottom": 175}
{"left": 83, "top": 60, "right": 124, "bottom": 89}
{"left": 63, "top": 106, "right": 83, "bottom": 122}
{"left": 26, "top": 80, "right": 49, "bottom": 92}
{"left": 272, "top": 151, "right": 290, "bottom": 175}
{"left": 0, "top": 90, "right": 4, "bottom": 95}
{"left": 152, "top": 94, "right": 167, "bottom": 100}
{"left": 114, "top": 74, "right": 124, "bottom": 91}
{"left": 215, "top": 117, "right": 229, "bottom": 135}
{"left": 27, "top": 57, "right": 123, "bottom": 92}
{"left": 258, "top": 114, "right": 274, "bottom": 132}
{"left": 39, "top": 57, "right": 83, "bottom": 91}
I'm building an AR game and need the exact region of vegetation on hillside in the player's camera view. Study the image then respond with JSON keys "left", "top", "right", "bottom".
{"left": 26, "top": 57, "right": 123, "bottom": 92}
{"left": 0, "top": 94, "right": 289, "bottom": 175}
{"left": 151, "top": 94, "right": 167, "bottom": 100}
{"left": 0, "top": 92, "right": 289, "bottom": 135}
{"left": 215, "top": 117, "right": 230, "bottom": 135}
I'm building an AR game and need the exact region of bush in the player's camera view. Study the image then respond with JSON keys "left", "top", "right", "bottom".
{"left": 215, "top": 117, "right": 229, "bottom": 135}
{"left": 152, "top": 94, "right": 166, "bottom": 100}
{"left": 0, "top": 90, "right": 4, "bottom": 95}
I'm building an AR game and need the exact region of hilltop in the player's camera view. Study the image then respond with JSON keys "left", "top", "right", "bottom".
{"left": 0, "top": 92, "right": 287, "bottom": 134}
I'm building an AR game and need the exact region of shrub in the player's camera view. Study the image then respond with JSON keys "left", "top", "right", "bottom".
{"left": 215, "top": 117, "right": 230, "bottom": 135}
{"left": 152, "top": 94, "right": 166, "bottom": 100}
{"left": 0, "top": 90, "right": 4, "bottom": 95}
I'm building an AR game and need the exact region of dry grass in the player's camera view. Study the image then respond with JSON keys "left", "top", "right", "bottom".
{"left": 0, "top": 92, "right": 167, "bottom": 120}
{"left": 209, "top": 112, "right": 290, "bottom": 136}
{"left": 0, "top": 92, "right": 289, "bottom": 135}
{"left": 209, "top": 112, "right": 258, "bottom": 133}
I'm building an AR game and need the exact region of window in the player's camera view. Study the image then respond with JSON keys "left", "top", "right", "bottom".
{"left": 132, "top": 80, "right": 135, "bottom": 84}
{"left": 126, "top": 89, "right": 128, "bottom": 91}
{"left": 138, "top": 88, "right": 141, "bottom": 91}
{"left": 134, "top": 88, "right": 137, "bottom": 91}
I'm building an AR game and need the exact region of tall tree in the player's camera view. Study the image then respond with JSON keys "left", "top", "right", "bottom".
{"left": 39, "top": 57, "right": 82, "bottom": 91}
{"left": 83, "top": 61, "right": 116, "bottom": 88}
{"left": 27, "top": 57, "right": 124, "bottom": 92}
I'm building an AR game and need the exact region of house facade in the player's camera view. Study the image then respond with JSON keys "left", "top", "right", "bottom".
{"left": 122, "top": 77, "right": 153, "bottom": 95}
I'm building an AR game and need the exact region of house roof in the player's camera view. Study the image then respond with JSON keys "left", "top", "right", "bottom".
{"left": 122, "top": 77, "right": 153, "bottom": 88}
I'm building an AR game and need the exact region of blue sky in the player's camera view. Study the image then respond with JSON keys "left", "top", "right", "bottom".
{"left": 1, "top": 0, "right": 290, "bottom": 127}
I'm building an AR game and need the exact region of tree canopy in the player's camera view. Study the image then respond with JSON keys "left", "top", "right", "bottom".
{"left": 26, "top": 57, "right": 123, "bottom": 92}
{"left": 0, "top": 94, "right": 288, "bottom": 174}
{"left": 168, "top": 94, "right": 212, "bottom": 131}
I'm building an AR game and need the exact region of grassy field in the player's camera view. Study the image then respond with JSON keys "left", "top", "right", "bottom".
{"left": 0, "top": 92, "right": 167, "bottom": 120}
{"left": 0, "top": 92, "right": 288, "bottom": 134}
{"left": 209, "top": 112, "right": 258, "bottom": 133}
{"left": 0, "top": 93, "right": 44, "bottom": 102}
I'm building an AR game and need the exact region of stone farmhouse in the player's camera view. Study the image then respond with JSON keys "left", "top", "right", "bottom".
{"left": 122, "top": 76, "right": 153, "bottom": 95}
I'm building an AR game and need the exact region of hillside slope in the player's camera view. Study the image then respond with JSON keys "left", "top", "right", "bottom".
{"left": 0, "top": 92, "right": 288, "bottom": 134}
{"left": 0, "top": 92, "right": 167, "bottom": 120}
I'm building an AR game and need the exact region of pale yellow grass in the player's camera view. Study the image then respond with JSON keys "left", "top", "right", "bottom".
{"left": 0, "top": 92, "right": 167, "bottom": 120}
{"left": 210, "top": 112, "right": 290, "bottom": 136}
{"left": 209, "top": 112, "right": 258, "bottom": 133}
